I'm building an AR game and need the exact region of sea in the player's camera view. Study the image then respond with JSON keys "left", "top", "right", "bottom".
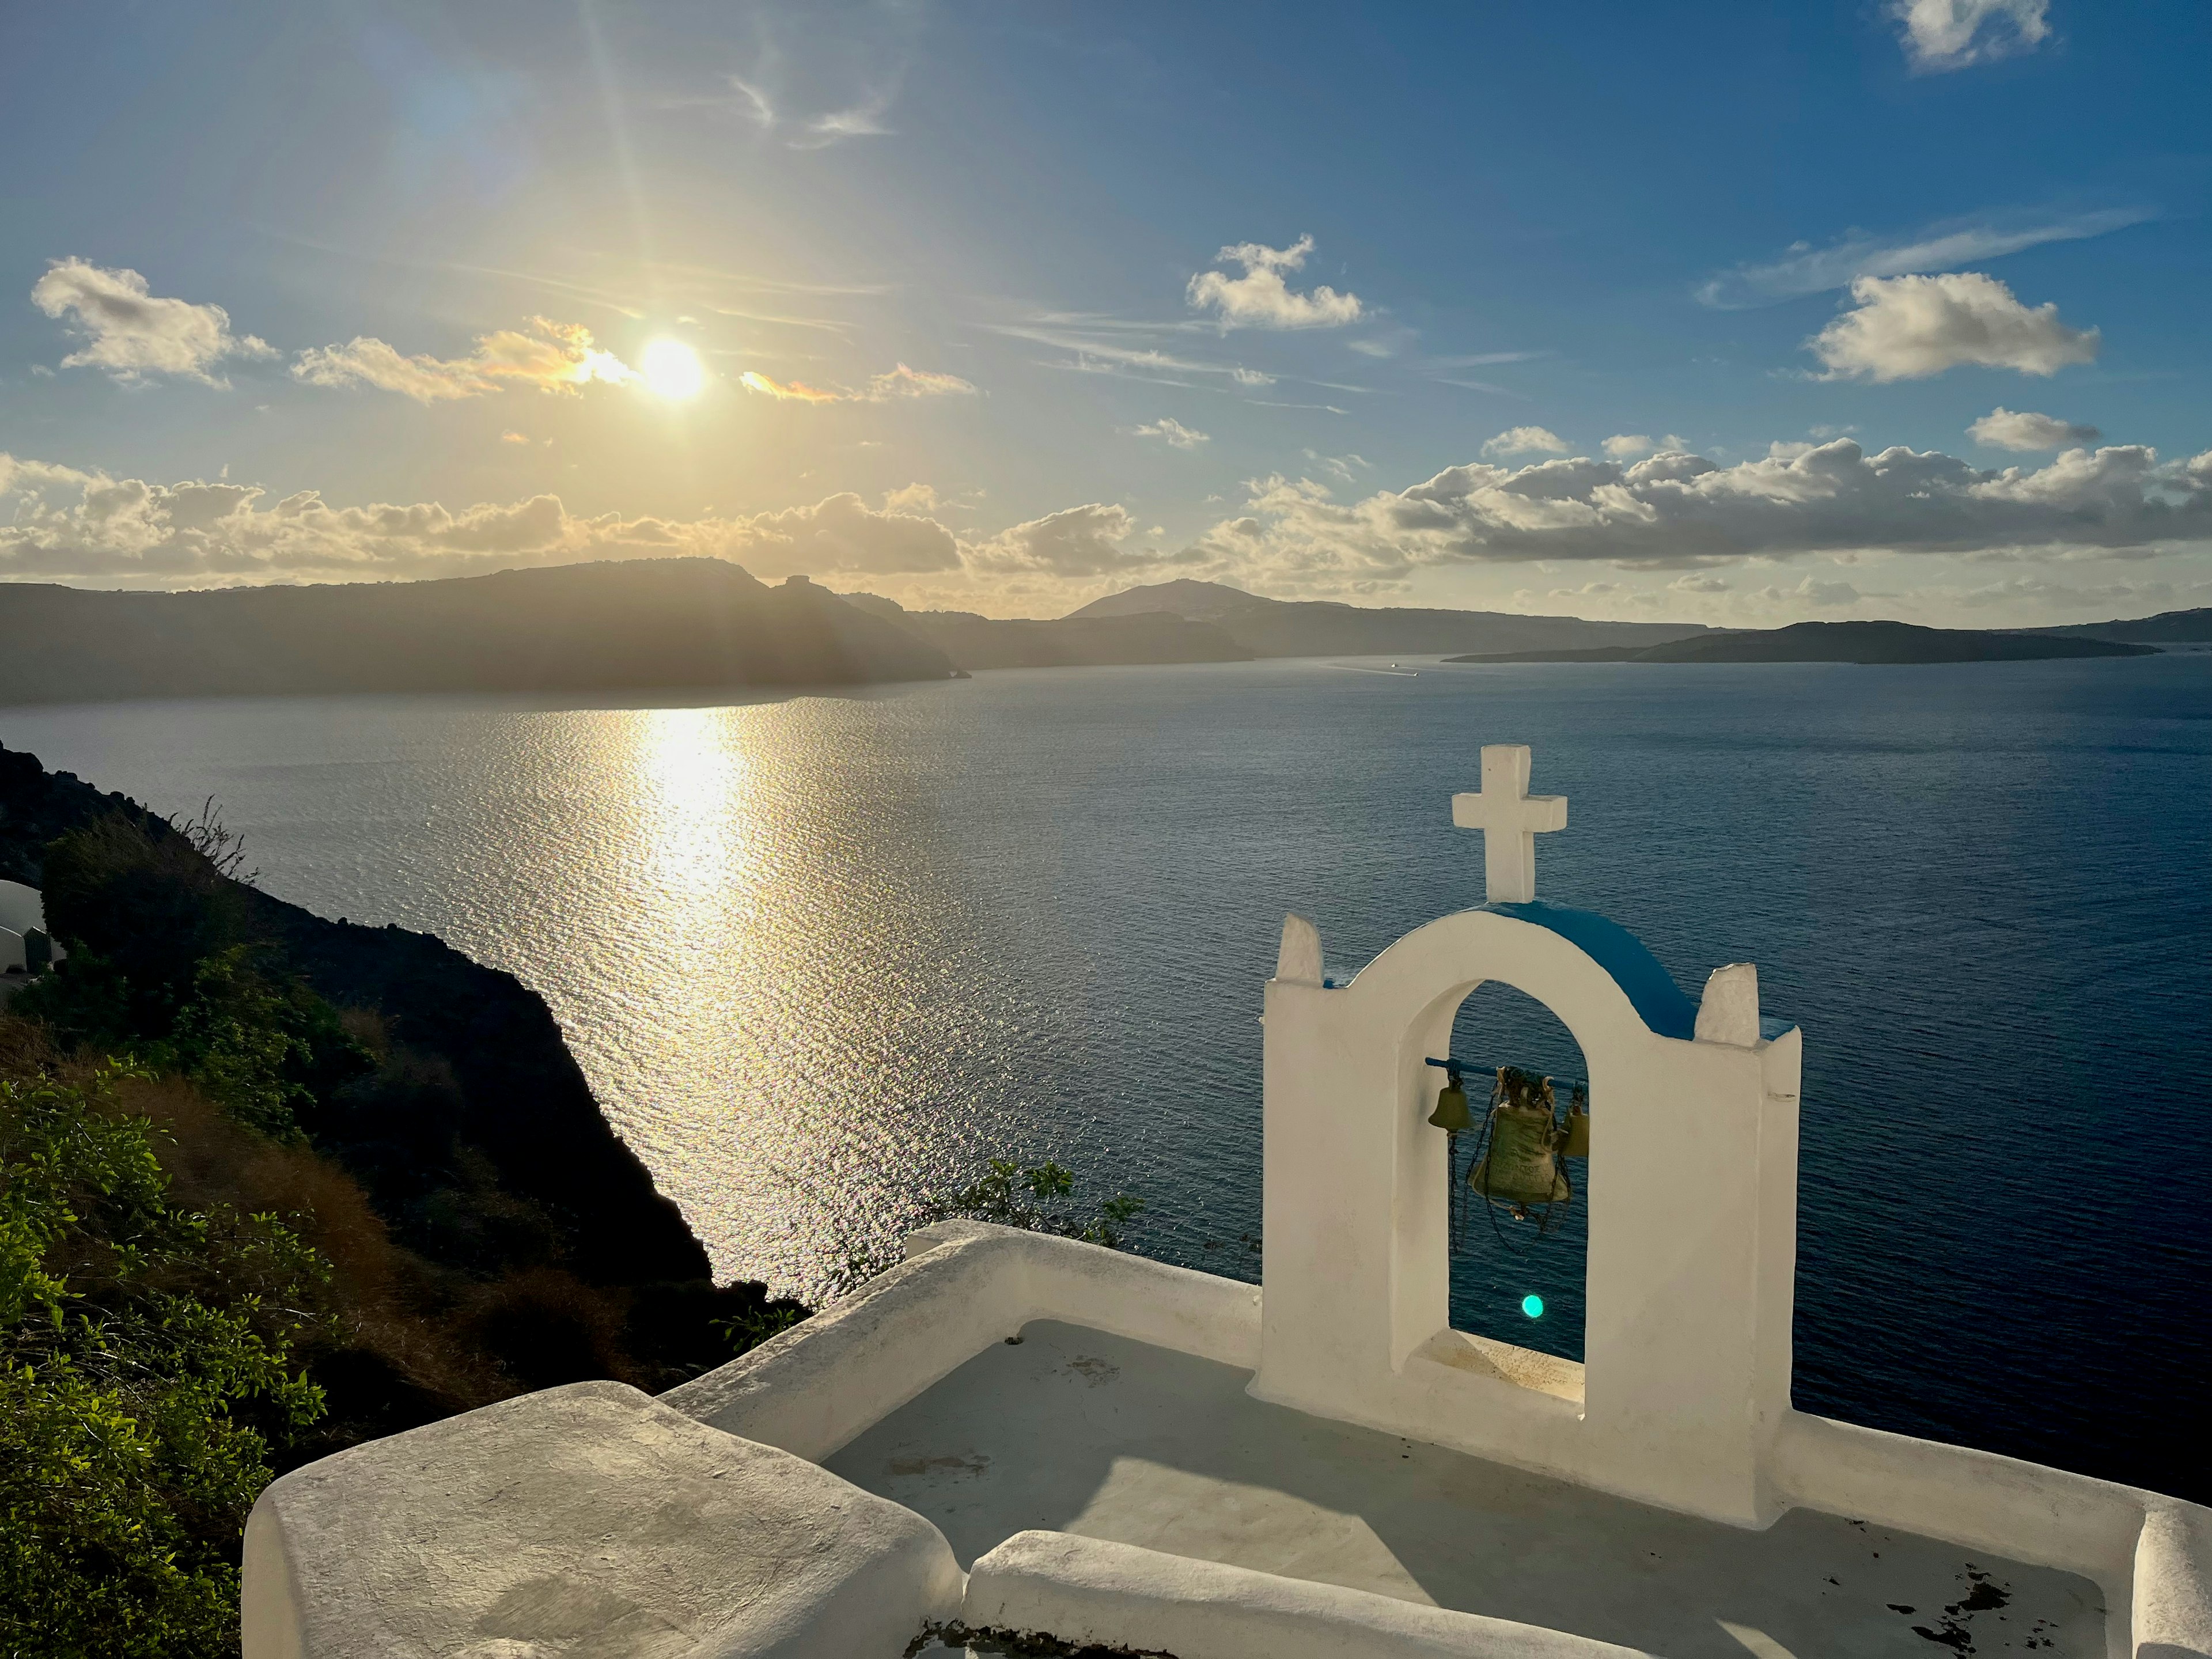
{"left": 3, "top": 653, "right": 2206, "bottom": 1499}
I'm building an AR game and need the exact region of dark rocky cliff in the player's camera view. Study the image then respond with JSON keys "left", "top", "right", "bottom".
{"left": 0, "top": 742, "right": 707, "bottom": 1285}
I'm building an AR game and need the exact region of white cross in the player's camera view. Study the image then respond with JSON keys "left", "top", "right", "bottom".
{"left": 1452, "top": 744, "right": 1567, "bottom": 904}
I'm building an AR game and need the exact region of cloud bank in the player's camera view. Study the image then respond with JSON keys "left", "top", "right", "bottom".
{"left": 1187, "top": 236, "right": 1363, "bottom": 330}
{"left": 31, "top": 259, "right": 275, "bottom": 385}
{"left": 1185, "top": 439, "right": 2212, "bottom": 585}
{"left": 7, "top": 437, "right": 2207, "bottom": 604}
{"left": 1809, "top": 273, "right": 2099, "bottom": 381}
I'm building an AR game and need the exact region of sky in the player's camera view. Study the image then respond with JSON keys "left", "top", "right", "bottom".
{"left": 2, "top": 0, "right": 2209, "bottom": 626}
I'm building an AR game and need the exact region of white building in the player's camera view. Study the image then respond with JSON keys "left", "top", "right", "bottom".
{"left": 243, "top": 747, "right": 2210, "bottom": 1659}
{"left": 0, "top": 877, "right": 62, "bottom": 978}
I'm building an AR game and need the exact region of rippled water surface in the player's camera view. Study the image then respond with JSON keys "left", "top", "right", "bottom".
{"left": 5, "top": 654, "right": 2207, "bottom": 1495}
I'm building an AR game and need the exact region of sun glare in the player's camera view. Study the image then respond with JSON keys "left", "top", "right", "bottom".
{"left": 641, "top": 338, "right": 706, "bottom": 400}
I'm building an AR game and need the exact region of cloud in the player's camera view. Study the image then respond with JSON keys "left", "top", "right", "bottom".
{"left": 1892, "top": 0, "right": 2049, "bottom": 71}
{"left": 794, "top": 97, "right": 893, "bottom": 147}
{"left": 1698, "top": 207, "right": 2151, "bottom": 309}
{"left": 1809, "top": 273, "right": 2098, "bottom": 381}
{"left": 294, "top": 318, "right": 639, "bottom": 402}
{"left": 967, "top": 503, "right": 1158, "bottom": 577}
{"left": 1603, "top": 435, "right": 1654, "bottom": 460}
{"left": 1174, "top": 438, "right": 2212, "bottom": 585}
{"left": 740, "top": 370, "right": 842, "bottom": 402}
{"left": 31, "top": 258, "right": 275, "bottom": 385}
{"left": 1968, "top": 407, "right": 2101, "bottom": 450}
{"left": 1134, "top": 418, "right": 1210, "bottom": 450}
{"left": 0, "top": 454, "right": 964, "bottom": 584}
{"left": 499, "top": 431, "right": 530, "bottom": 444}
{"left": 982, "top": 319, "right": 1276, "bottom": 389}
{"left": 1187, "top": 235, "right": 1363, "bottom": 331}
{"left": 726, "top": 75, "right": 776, "bottom": 127}
{"left": 866, "top": 363, "right": 976, "bottom": 399}
{"left": 739, "top": 363, "right": 976, "bottom": 403}
{"left": 1482, "top": 426, "right": 1569, "bottom": 459}
{"left": 882, "top": 482, "right": 939, "bottom": 514}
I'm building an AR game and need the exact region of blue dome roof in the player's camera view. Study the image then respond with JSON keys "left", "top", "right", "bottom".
{"left": 1481, "top": 900, "right": 1698, "bottom": 1041}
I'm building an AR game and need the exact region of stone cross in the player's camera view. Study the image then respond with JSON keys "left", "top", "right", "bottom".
{"left": 1452, "top": 744, "right": 1567, "bottom": 904}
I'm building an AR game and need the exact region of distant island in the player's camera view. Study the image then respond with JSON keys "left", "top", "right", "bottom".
{"left": 1446, "top": 619, "right": 2161, "bottom": 665}
{"left": 0, "top": 559, "right": 956, "bottom": 706}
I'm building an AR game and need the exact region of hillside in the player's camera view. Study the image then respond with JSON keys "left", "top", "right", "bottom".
{"left": 841, "top": 593, "right": 1252, "bottom": 667}
{"left": 2034, "top": 605, "right": 2212, "bottom": 645}
{"left": 1069, "top": 578, "right": 1710, "bottom": 658}
{"left": 1449, "top": 620, "right": 2159, "bottom": 665}
{"left": 0, "top": 560, "right": 957, "bottom": 705}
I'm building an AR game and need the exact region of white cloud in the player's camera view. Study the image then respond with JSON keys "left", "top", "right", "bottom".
{"left": 1175, "top": 438, "right": 2212, "bottom": 585}
{"left": 1187, "top": 235, "right": 1363, "bottom": 331}
{"left": 1134, "top": 418, "right": 1210, "bottom": 450}
{"left": 1968, "top": 407, "right": 2101, "bottom": 450}
{"left": 31, "top": 258, "right": 275, "bottom": 385}
{"left": 1603, "top": 434, "right": 1654, "bottom": 460}
{"left": 294, "top": 318, "right": 640, "bottom": 402}
{"left": 1892, "top": 0, "right": 2049, "bottom": 71}
{"left": 1809, "top": 273, "right": 2098, "bottom": 381}
{"left": 1482, "top": 426, "right": 1569, "bottom": 459}
{"left": 1698, "top": 207, "right": 2151, "bottom": 308}
{"left": 882, "top": 482, "right": 940, "bottom": 514}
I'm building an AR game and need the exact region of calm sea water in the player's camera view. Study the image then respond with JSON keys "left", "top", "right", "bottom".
{"left": 4, "top": 655, "right": 2206, "bottom": 1497}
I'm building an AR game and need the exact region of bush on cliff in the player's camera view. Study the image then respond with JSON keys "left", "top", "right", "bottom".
{"left": 1, "top": 1066, "right": 329, "bottom": 1659}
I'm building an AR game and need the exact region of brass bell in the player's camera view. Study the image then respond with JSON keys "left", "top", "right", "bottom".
{"left": 1562, "top": 1082, "right": 1590, "bottom": 1159}
{"left": 1470, "top": 1069, "right": 1571, "bottom": 1209}
{"left": 1427, "top": 1070, "right": 1475, "bottom": 1132}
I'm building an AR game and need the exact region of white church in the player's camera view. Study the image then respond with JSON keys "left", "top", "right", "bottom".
{"left": 243, "top": 747, "right": 2210, "bottom": 1659}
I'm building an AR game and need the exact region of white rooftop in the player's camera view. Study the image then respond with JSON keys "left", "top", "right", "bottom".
{"left": 242, "top": 746, "right": 2212, "bottom": 1659}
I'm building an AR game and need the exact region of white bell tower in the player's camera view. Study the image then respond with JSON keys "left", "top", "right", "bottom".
{"left": 1255, "top": 746, "right": 1803, "bottom": 1527}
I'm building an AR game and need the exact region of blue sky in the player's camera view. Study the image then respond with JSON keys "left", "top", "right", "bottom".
{"left": 2, "top": 0, "right": 2208, "bottom": 624}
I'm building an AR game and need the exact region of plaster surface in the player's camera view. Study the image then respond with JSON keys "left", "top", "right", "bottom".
{"left": 244, "top": 1380, "right": 961, "bottom": 1659}
{"left": 830, "top": 1321, "right": 2108, "bottom": 1659}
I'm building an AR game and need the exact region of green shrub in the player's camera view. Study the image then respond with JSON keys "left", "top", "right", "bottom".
{"left": 1, "top": 1066, "right": 329, "bottom": 1659}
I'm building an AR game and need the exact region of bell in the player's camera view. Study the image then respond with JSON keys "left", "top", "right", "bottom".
{"left": 1562, "top": 1083, "right": 1590, "bottom": 1159}
{"left": 1427, "top": 1074, "right": 1474, "bottom": 1132}
{"left": 1469, "top": 1102, "right": 1572, "bottom": 1208}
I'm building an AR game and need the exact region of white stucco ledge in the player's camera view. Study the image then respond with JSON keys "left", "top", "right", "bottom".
{"left": 661, "top": 1220, "right": 1261, "bottom": 1461}
{"left": 240, "top": 1379, "right": 962, "bottom": 1659}
{"left": 953, "top": 1531, "right": 1661, "bottom": 1659}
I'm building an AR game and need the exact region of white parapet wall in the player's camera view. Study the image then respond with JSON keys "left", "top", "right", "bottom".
{"left": 661, "top": 1218, "right": 1261, "bottom": 1460}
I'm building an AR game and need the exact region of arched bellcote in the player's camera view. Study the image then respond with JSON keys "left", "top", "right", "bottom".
{"left": 1257, "top": 745, "right": 1803, "bottom": 1529}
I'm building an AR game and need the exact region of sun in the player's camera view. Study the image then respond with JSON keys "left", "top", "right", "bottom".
{"left": 639, "top": 338, "right": 705, "bottom": 400}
